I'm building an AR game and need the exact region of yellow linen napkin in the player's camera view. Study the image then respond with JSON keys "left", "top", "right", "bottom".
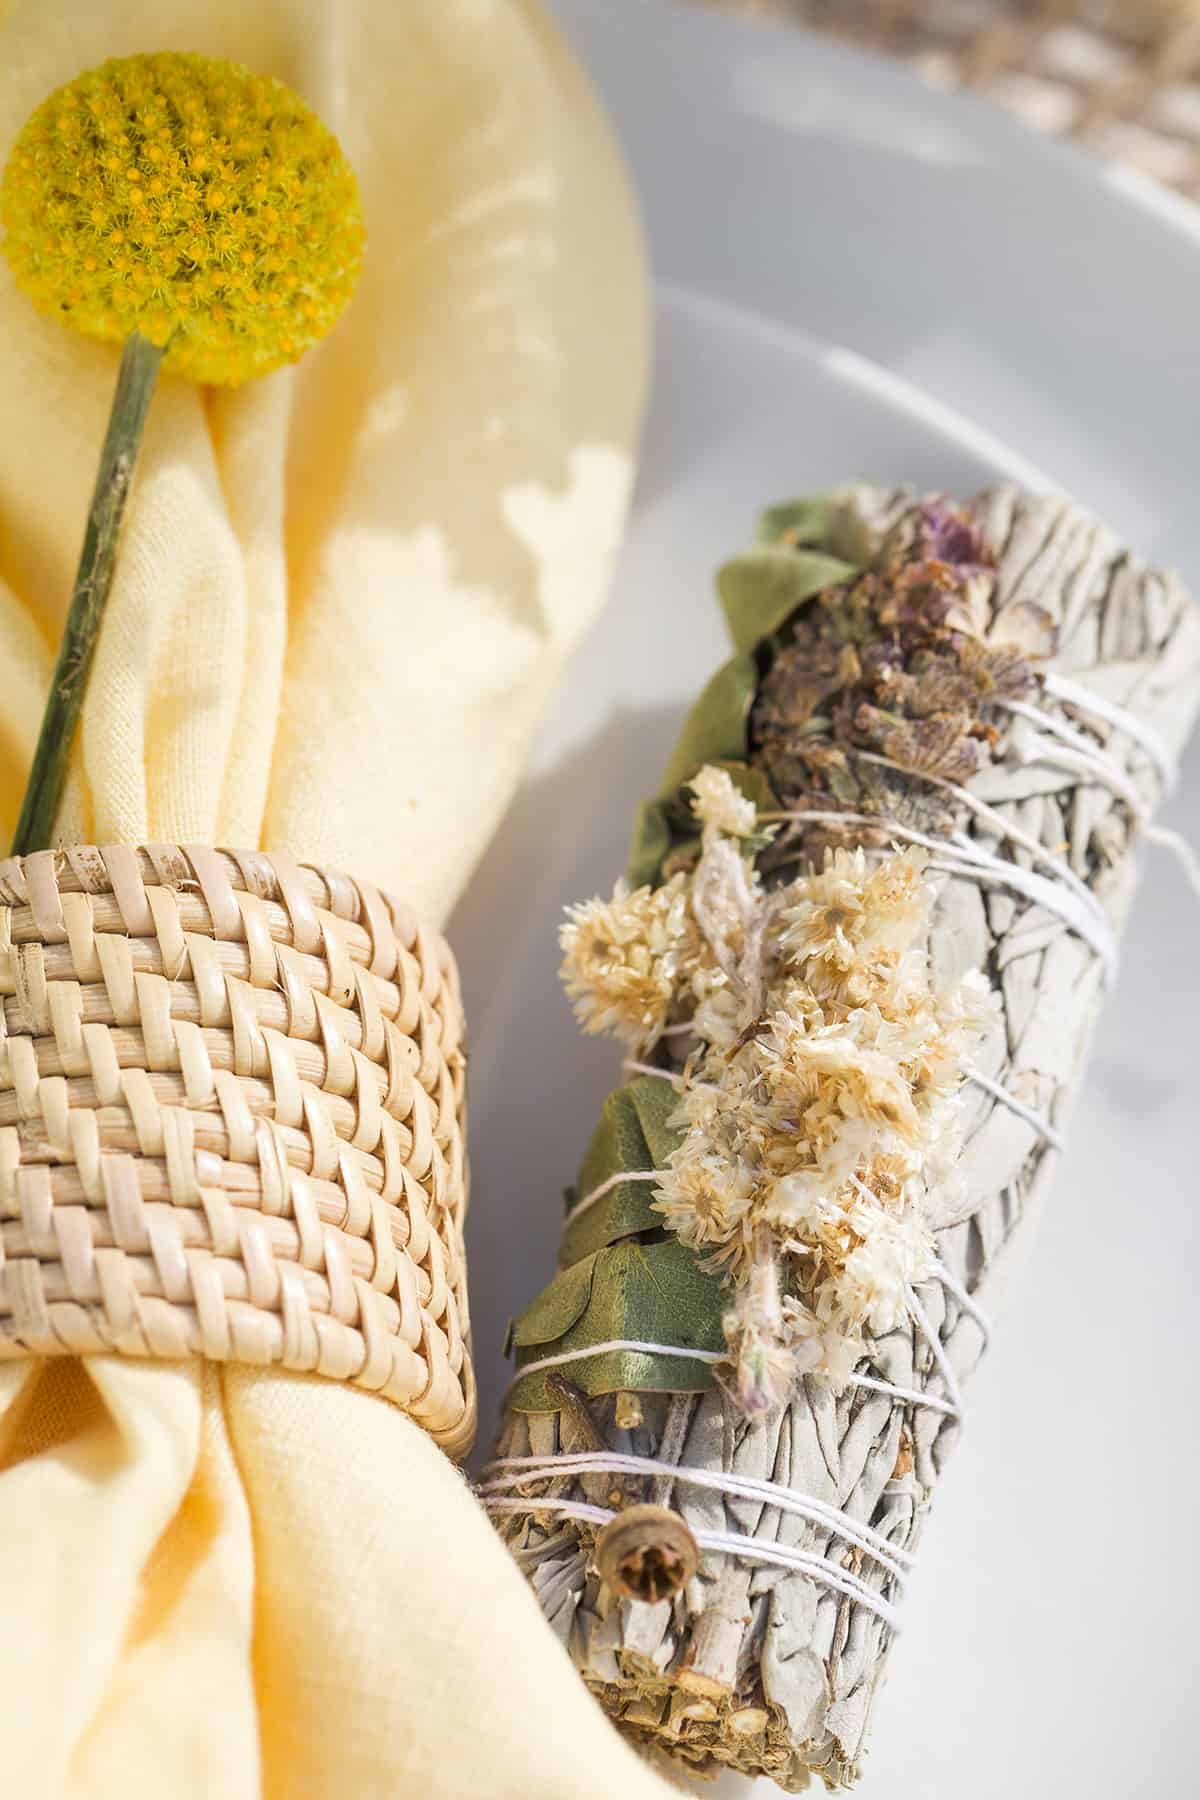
{"left": 0, "top": 2, "right": 675, "bottom": 1794}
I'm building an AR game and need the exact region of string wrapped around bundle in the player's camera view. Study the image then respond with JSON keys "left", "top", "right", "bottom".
{"left": 483, "top": 483, "right": 1200, "bottom": 1787}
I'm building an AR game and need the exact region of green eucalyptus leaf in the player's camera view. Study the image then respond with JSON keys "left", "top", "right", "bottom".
{"left": 561, "top": 1187, "right": 664, "bottom": 1267}
{"left": 509, "top": 1252, "right": 598, "bottom": 1350}
{"left": 756, "top": 493, "right": 836, "bottom": 548}
{"left": 509, "top": 1237, "right": 726, "bottom": 1411}
{"left": 718, "top": 547, "right": 855, "bottom": 655}
{"left": 562, "top": 1085, "right": 659, "bottom": 1265}
{"left": 656, "top": 651, "right": 757, "bottom": 798}
{"left": 573, "top": 1086, "right": 653, "bottom": 1214}
{"left": 560, "top": 1078, "right": 685, "bottom": 1265}
{"left": 626, "top": 797, "right": 673, "bottom": 890}
{"left": 625, "top": 684, "right": 784, "bottom": 894}
{"left": 627, "top": 1074, "right": 684, "bottom": 1169}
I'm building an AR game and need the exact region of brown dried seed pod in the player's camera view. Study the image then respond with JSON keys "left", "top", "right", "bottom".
{"left": 593, "top": 1504, "right": 700, "bottom": 1603}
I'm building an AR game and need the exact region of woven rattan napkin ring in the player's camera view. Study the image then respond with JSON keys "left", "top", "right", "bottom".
{"left": 0, "top": 845, "right": 474, "bottom": 1459}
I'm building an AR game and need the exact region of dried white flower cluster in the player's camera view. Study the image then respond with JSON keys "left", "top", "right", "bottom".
{"left": 560, "top": 765, "right": 992, "bottom": 1411}
{"left": 560, "top": 768, "right": 758, "bottom": 1051}
{"left": 689, "top": 762, "right": 758, "bottom": 839}
{"left": 559, "top": 873, "right": 699, "bottom": 1048}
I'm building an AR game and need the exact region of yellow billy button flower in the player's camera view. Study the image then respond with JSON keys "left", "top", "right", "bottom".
{"left": 1, "top": 51, "right": 363, "bottom": 385}
{"left": 0, "top": 53, "right": 364, "bottom": 854}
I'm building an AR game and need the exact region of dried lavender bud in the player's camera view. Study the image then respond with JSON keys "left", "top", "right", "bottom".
{"left": 752, "top": 496, "right": 1053, "bottom": 825}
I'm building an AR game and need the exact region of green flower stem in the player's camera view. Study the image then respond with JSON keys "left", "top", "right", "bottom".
{"left": 11, "top": 330, "right": 163, "bottom": 857}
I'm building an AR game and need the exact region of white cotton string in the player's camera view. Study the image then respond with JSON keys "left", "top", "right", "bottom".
{"left": 1002, "top": 698, "right": 1148, "bottom": 812}
{"left": 930, "top": 822, "right": 1115, "bottom": 970}
{"left": 564, "top": 1169, "right": 659, "bottom": 1229}
{"left": 905, "top": 1284, "right": 965, "bottom": 1418}
{"left": 1042, "top": 671, "right": 1177, "bottom": 790}
{"left": 624, "top": 1058, "right": 683, "bottom": 1084}
{"left": 773, "top": 807, "right": 1119, "bottom": 979}
{"left": 481, "top": 1495, "right": 902, "bottom": 1630}
{"left": 480, "top": 1451, "right": 915, "bottom": 1578}
{"left": 1001, "top": 696, "right": 1200, "bottom": 898}
{"left": 486, "top": 1493, "right": 611, "bottom": 1528}
{"left": 1144, "top": 823, "right": 1200, "bottom": 897}
{"left": 506, "top": 1339, "right": 724, "bottom": 1400}
{"left": 845, "top": 1370, "right": 958, "bottom": 1417}
{"left": 622, "top": 1058, "right": 719, "bottom": 1096}
{"left": 926, "top": 851, "right": 1118, "bottom": 980}
{"left": 941, "top": 816, "right": 1105, "bottom": 934}
{"left": 850, "top": 1175, "right": 965, "bottom": 1418}
{"left": 966, "top": 1064, "right": 1064, "bottom": 1149}
{"left": 852, "top": 747, "right": 1101, "bottom": 920}
{"left": 931, "top": 1257, "right": 990, "bottom": 1346}
{"left": 508, "top": 1337, "right": 962, "bottom": 1418}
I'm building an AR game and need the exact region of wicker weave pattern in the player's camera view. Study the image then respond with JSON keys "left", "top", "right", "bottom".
{"left": 697, "top": 1, "right": 1200, "bottom": 198}
{"left": 0, "top": 845, "right": 474, "bottom": 1458}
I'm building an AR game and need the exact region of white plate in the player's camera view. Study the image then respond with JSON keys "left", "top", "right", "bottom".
{"left": 453, "top": 6, "right": 1200, "bottom": 1796}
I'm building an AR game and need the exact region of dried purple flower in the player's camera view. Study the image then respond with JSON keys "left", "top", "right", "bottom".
{"left": 752, "top": 494, "right": 1047, "bottom": 822}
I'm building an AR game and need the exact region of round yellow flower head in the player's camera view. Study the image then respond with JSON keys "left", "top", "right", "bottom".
{"left": 1, "top": 51, "right": 364, "bottom": 386}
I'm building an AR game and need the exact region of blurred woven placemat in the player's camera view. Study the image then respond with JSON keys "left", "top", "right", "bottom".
{"left": 688, "top": 1, "right": 1200, "bottom": 196}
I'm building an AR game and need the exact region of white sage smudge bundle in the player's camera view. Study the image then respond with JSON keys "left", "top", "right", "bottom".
{"left": 482, "top": 485, "right": 1200, "bottom": 1790}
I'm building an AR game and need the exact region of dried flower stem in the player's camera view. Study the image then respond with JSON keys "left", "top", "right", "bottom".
{"left": 11, "top": 332, "right": 162, "bottom": 855}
